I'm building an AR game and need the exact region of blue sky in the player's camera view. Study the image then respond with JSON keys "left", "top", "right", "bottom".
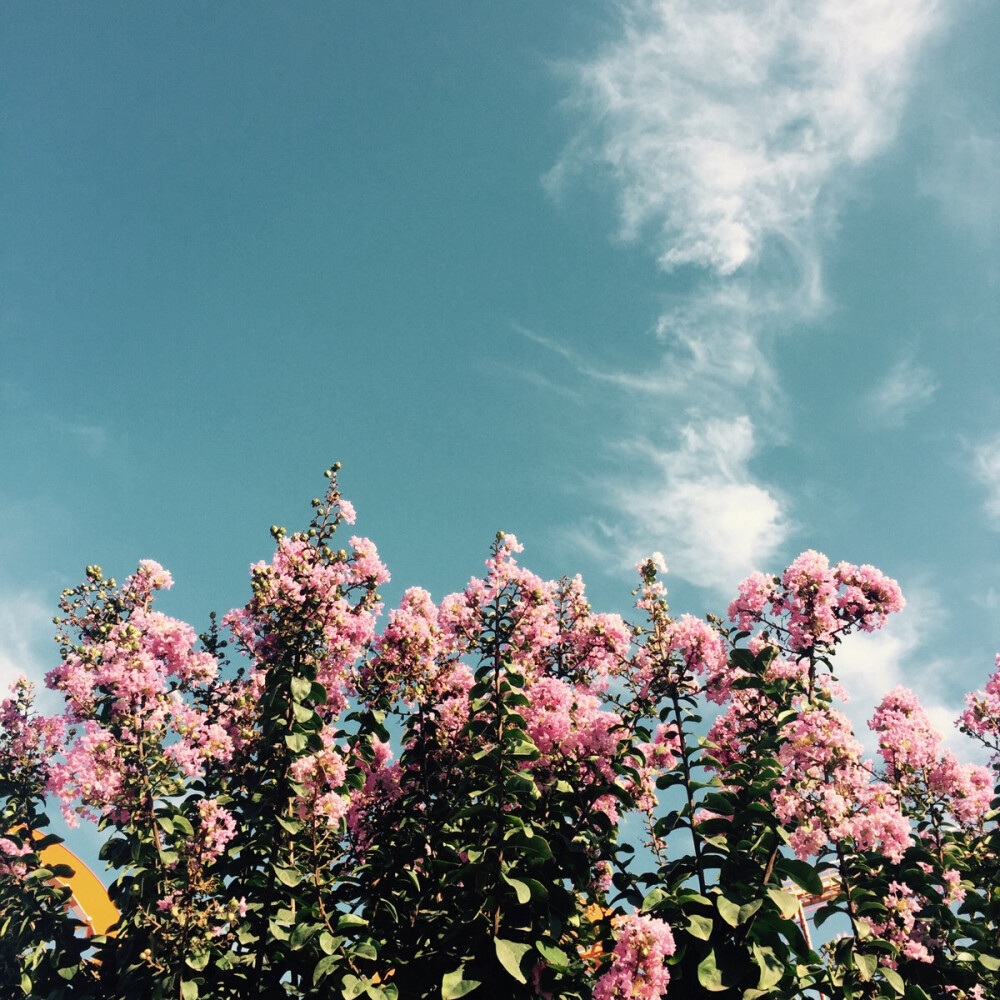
{"left": 2, "top": 0, "right": 999, "bottom": 772}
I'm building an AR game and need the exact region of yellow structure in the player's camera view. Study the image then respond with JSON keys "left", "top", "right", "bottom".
{"left": 31, "top": 833, "right": 119, "bottom": 938}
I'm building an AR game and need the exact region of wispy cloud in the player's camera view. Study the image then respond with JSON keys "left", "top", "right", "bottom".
{"left": 605, "top": 415, "right": 789, "bottom": 592}
{"left": 550, "top": 0, "right": 946, "bottom": 278}
{"left": 920, "top": 127, "right": 1000, "bottom": 246}
{"left": 500, "top": 363, "right": 583, "bottom": 405}
{"left": 0, "top": 585, "right": 60, "bottom": 710}
{"left": 833, "top": 585, "right": 979, "bottom": 759}
{"left": 540, "top": 2, "right": 952, "bottom": 584}
{"left": 974, "top": 433, "right": 1000, "bottom": 529}
{"left": 867, "top": 355, "right": 938, "bottom": 427}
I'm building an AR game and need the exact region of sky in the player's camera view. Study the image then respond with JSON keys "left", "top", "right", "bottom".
{"left": 2, "top": 0, "right": 999, "bottom": 798}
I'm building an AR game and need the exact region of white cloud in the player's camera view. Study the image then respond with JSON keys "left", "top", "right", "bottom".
{"left": 541, "top": 1, "right": 952, "bottom": 569}
{"left": 550, "top": 0, "right": 947, "bottom": 278}
{"left": 920, "top": 128, "right": 1000, "bottom": 244}
{"left": 0, "top": 586, "right": 60, "bottom": 710}
{"left": 832, "top": 585, "right": 980, "bottom": 760}
{"left": 974, "top": 434, "right": 1000, "bottom": 529}
{"left": 613, "top": 415, "right": 788, "bottom": 592}
{"left": 867, "top": 355, "right": 938, "bottom": 426}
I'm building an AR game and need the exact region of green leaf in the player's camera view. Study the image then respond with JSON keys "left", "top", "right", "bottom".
{"left": 293, "top": 702, "right": 316, "bottom": 724}
{"left": 273, "top": 865, "right": 302, "bottom": 887}
{"left": 186, "top": 952, "right": 210, "bottom": 971}
{"left": 180, "top": 982, "right": 199, "bottom": 1000}
{"left": 172, "top": 814, "right": 194, "bottom": 837}
{"left": 291, "top": 675, "right": 312, "bottom": 702}
{"left": 495, "top": 938, "right": 531, "bottom": 984}
{"left": 855, "top": 953, "right": 877, "bottom": 981}
{"left": 290, "top": 921, "right": 318, "bottom": 949}
{"left": 717, "top": 895, "right": 741, "bottom": 928}
{"left": 442, "top": 966, "right": 482, "bottom": 999}
{"left": 775, "top": 857, "right": 823, "bottom": 896}
{"left": 337, "top": 913, "right": 368, "bottom": 932}
{"left": 641, "top": 887, "right": 670, "bottom": 912}
{"left": 285, "top": 732, "right": 308, "bottom": 752}
{"left": 979, "top": 953, "right": 1000, "bottom": 971}
{"left": 501, "top": 872, "right": 531, "bottom": 904}
{"left": 687, "top": 914, "right": 714, "bottom": 941}
{"left": 342, "top": 975, "right": 367, "bottom": 999}
{"left": 882, "top": 968, "right": 905, "bottom": 995}
{"left": 697, "top": 949, "right": 727, "bottom": 992}
{"left": 535, "top": 941, "right": 570, "bottom": 966}
{"left": 766, "top": 887, "right": 802, "bottom": 920}
{"left": 753, "top": 943, "right": 784, "bottom": 990}
{"left": 313, "top": 953, "right": 339, "bottom": 985}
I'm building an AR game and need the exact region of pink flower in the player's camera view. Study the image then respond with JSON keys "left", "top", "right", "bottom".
{"left": 592, "top": 912, "right": 674, "bottom": 1000}
{"left": 773, "top": 704, "right": 910, "bottom": 862}
{"left": 728, "top": 552, "right": 904, "bottom": 661}
{"left": 196, "top": 799, "right": 236, "bottom": 860}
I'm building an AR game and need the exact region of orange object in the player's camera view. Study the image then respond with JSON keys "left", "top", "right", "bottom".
{"left": 14, "top": 830, "right": 119, "bottom": 938}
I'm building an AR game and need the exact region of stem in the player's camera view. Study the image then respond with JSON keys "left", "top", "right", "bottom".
{"left": 671, "top": 691, "right": 707, "bottom": 897}
{"left": 834, "top": 840, "right": 861, "bottom": 939}
{"left": 492, "top": 612, "right": 505, "bottom": 940}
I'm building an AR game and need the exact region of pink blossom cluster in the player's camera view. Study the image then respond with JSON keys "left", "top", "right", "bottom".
{"left": 631, "top": 724, "right": 681, "bottom": 812}
{"left": 46, "top": 722, "right": 128, "bottom": 827}
{"left": 871, "top": 687, "right": 993, "bottom": 829}
{"left": 865, "top": 880, "right": 934, "bottom": 967}
{"left": 196, "top": 798, "right": 237, "bottom": 861}
{"left": 44, "top": 561, "right": 234, "bottom": 826}
{"left": 0, "top": 835, "right": 32, "bottom": 879}
{"left": 288, "top": 729, "right": 350, "bottom": 827}
{"left": 631, "top": 613, "right": 726, "bottom": 701}
{"left": 224, "top": 528, "right": 388, "bottom": 718}
{"left": 705, "top": 652, "right": 810, "bottom": 770}
{"left": 438, "top": 535, "right": 559, "bottom": 677}
{"left": 0, "top": 676, "right": 65, "bottom": 782}
{"left": 370, "top": 539, "right": 640, "bottom": 839}
{"left": 773, "top": 704, "right": 910, "bottom": 862}
{"left": 548, "top": 575, "right": 632, "bottom": 683}
{"left": 367, "top": 586, "right": 448, "bottom": 702}
{"left": 633, "top": 553, "right": 668, "bottom": 613}
{"left": 48, "top": 607, "right": 218, "bottom": 725}
{"left": 435, "top": 538, "right": 632, "bottom": 688}
{"left": 869, "top": 686, "right": 942, "bottom": 780}
{"left": 729, "top": 551, "right": 905, "bottom": 657}
{"left": 592, "top": 912, "right": 675, "bottom": 1000}
{"left": 521, "top": 675, "right": 622, "bottom": 817}
{"left": 346, "top": 738, "right": 401, "bottom": 851}
{"left": 960, "top": 653, "right": 1000, "bottom": 760}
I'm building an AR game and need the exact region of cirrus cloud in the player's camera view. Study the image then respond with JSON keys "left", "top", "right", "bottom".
{"left": 549, "top": 0, "right": 948, "bottom": 278}
{"left": 612, "top": 415, "right": 788, "bottom": 592}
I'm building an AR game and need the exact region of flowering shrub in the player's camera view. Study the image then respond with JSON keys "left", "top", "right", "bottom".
{"left": 1, "top": 467, "right": 998, "bottom": 999}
